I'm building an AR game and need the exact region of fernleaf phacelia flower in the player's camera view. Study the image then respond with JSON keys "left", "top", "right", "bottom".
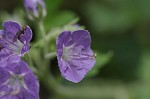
{"left": 0, "top": 59, "right": 39, "bottom": 99}
{"left": 56, "top": 30, "right": 96, "bottom": 83}
{"left": 0, "top": 21, "right": 32, "bottom": 58}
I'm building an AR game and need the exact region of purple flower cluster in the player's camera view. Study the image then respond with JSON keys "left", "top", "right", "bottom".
{"left": 23, "top": 0, "right": 96, "bottom": 83}
{"left": 0, "top": 0, "right": 96, "bottom": 98}
{"left": 56, "top": 30, "right": 96, "bottom": 83}
{"left": 0, "top": 59, "right": 39, "bottom": 99}
{"left": 0, "top": 21, "right": 39, "bottom": 99}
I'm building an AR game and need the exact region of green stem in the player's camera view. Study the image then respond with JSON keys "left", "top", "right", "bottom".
{"left": 27, "top": 53, "right": 38, "bottom": 74}
{"left": 40, "top": 70, "right": 59, "bottom": 95}
{"left": 45, "top": 52, "right": 56, "bottom": 59}
{"left": 38, "top": 21, "right": 48, "bottom": 54}
{"left": 51, "top": 81, "right": 130, "bottom": 99}
{"left": 38, "top": 21, "right": 46, "bottom": 39}
{"left": 32, "top": 28, "right": 61, "bottom": 48}
{"left": 37, "top": 20, "right": 60, "bottom": 96}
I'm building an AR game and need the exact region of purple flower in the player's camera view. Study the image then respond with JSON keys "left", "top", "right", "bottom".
{"left": 56, "top": 30, "right": 96, "bottom": 83}
{"left": 0, "top": 55, "right": 20, "bottom": 67}
{"left": 0, "top": 58, "right": 39, "bottom": 99}
{"left": 0, "top": 21, "right": 32, "bottom": 58}
{"left": 24, "top": 0, "right": 46, "bottom": 19}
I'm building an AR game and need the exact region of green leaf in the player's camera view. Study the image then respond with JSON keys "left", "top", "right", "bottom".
{"left": 0, "top": 9, "right": 25, "bottom": 25}
{"left": 32, "top": 17, "right": 84, "bottom": 48}
{"left": 46, "top": 17, "right": 84, "bottom": 40}
{"left": 86, "top": 51, "right": 113, "bottom": 78}
{"left": 45, "top": 0, "right": 62, "bottom": 15}
{"left": 138, "top": 50, "right": 150, "bottom": 81}
{"left": 44, "top": 11, "right": 76, "bottom": 31}
{"left": 83, "top": 1, "right": 142, "bottom": 33}
{"left": 44, "top": 0, "right": 76, "bottom": 31}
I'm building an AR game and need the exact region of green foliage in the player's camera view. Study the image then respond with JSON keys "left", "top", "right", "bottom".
{"left": 138, "top": 51, "right": 150, "bottom": 81}
{"left": 32, "top": 18, "right": 84, "bottom": 49}
{"left": 47, "top": 11, "right": 76, "bottom": 29}
{"left": 0, "top": 9, "right": 25, "bottom": 26}
{"left": 45, "top": 17, "right": 84, "bottom": 40}
{"left": 45, "top": 0, "right": 62, "bottom": 15}
{"left": 83, "top": 0, "right": 150, "bottom": 33}
{"left": 44, "top": 0, "right": 76, "bottom": 31}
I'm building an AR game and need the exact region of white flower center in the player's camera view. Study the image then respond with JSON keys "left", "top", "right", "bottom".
{"left": 62, "top": 45, "right": 95, "bottom": 62}
{"left": 5, "top": 39, "right": 24, "bottom": 56}
{"left": 0, "top": 72, "right": 28, "bottom": 97}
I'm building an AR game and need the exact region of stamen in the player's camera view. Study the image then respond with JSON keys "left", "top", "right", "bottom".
{"left": 69, "top": 53, "right": 96, "bottom": 60}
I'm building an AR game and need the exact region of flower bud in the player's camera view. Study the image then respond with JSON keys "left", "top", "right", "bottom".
{"left": 24, "top": 0, "right": 46, "bottom": 20}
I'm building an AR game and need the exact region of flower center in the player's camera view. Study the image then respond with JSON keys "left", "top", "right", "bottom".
{"left": 0, "top": 72, "right": 27, "bottom": 97}
{"left": 62, "top": 46, "right": 72, "bottom": 61}
{"left": 62, "top": 45, "right": 95, "bottom": 62}
{"left": 0, "top": 30, "right": 24, "bottom": 56}
{"left": 4, "top": 39, "right": 24, "bottom": 56}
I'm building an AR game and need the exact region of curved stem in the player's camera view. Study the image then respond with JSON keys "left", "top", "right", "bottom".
{"left": 38, "top": 21, "right": 46, "bottom": 39}
{"left": 38, "top": 21, "right": 48, "bottom": 54}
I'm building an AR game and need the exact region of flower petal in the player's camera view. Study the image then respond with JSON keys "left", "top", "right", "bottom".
{"left": 0, "top": 85, "right": 10, "bottom": 98}
{"left": 0, "top": 30, "right": 4, "bottom": 37}
{"left": 5, "top": 61, "right": 30, "bottom": 75}
{"left": 0, "top": 96, "right": 19, "bottom": 99}
{"left": 24, "top": 0, "right": 39, "bottom": 17}
{"left": 58, "top": 48, "right": 95, "bottom": 83}
{"left": 0, "top": 67, "right": 10, "bottom": 85}
{"left": 71, "top": 48, "right": 96, "bottom": 71}
{"left": 59, "top": 61, "right": 87, "bottom": 83}
{"left": 3, "top": 21, "right": 21, "bottom": 35}
{"left": 18, "top": 88, "right": 38, "bottom": 99}
{"left": 56, "top": 31, "right": 72, "bottom": 47}
{"left": 0, "top": 49, "right": 10, "bottom": 65}
{"left": 56, "top": 30, "right": 96, "bottom": 83}
{"left": 37, "top": 0, "right": 45, "bottom": 8}
{"left": 0, "top": 21, "right": 32, "bottom": 57}
{"left": 21, "top": 44, "right": 30, "bottom": 55}
{"left": 72, "top": 30, "right": 91, "bottom": 48}
{"left": 56, "top": 31, "right": 72, "bottom": 58}
{"left": 19, "top": 26, "right": 32, "bottom": 43}
{"left": 24, "top": 73, "right": 39, "bottom": 96}
{"left": 24, "top": 0, "right": 37, "bottom": 11}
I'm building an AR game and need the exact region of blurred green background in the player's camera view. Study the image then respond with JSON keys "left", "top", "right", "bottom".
{"left": 1, "top": 0, "right": 150, "bottom": 99}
